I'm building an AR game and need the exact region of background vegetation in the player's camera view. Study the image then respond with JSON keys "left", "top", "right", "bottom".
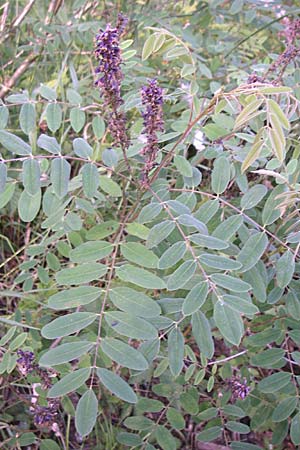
{"left": 1, "top": 0, "right": 300, "bottom": 449}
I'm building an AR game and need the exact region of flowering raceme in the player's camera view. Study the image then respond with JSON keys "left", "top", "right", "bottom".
{"left": 140, "top": 79, "right": 164, "bottom": 184}
{"left": 94, "top": 14, "right": 129, "bottom": 150}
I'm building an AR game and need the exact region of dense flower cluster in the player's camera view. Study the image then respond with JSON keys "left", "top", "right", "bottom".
{"left": 95, "top": 14, "right": 129, "bottom": 149}
{"left": 140, "top": 79, "right": 164, "bottom": 184}
{"left": 33, "top": 399, "right": 59, "bottom": 428}
{"left": 17, "top": 350, "right": 35, "bottom": 376}
{"left": 227, "top": 376, "right": 250, "bottom": 401}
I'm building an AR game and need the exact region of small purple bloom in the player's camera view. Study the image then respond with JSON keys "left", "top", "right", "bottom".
{"left": 94, "top": 14, "right": 129, "bottom": 150}
{"left": 33, "top": 399, "right": 59, "bottom": 428}
{"left": 140, "top": 79, "right": 164, "bottom": 185}
{"left": 17, "top": 349, "right": 35, "bottom": 376}
{"left": 226, "top": 376, "right": 250, "bottom": 401}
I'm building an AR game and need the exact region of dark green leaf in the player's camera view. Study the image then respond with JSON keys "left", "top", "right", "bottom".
{"left": 0, "top": 162, "right": 7, "bottom": 193}
{"left": 41, "top": 312, "right": 96, "bottom": 339}
{"left": 272, "top": 397, "right": 298, "bottom": 422}
{"left": 19, "top": 103, "right": 36, "bottom": 135}
{"left": 50, "top": 158, "right": 71, "bottom": 198}
{"left": 211, "top": 156, "right": 231, "bottom": 194}
{"left": 73, "top": 138, "right": 93, "bottom": 159}
{"left": 182, "top": 281, "right": 208, "bottom": 315}
{"left": 22, "top": 159, "right": 40, "bottom": 195}
{"left": 70, "top": 108, "right": 85, "bottom": 132}
{"left": 101, "top": 338, "right": 148, "bottom": 370}
{"left": 48, "top": 368, "right": 91, "bottom": 397}
{"left": 199, "top": 254, "right": 242, "bottom": 270}
{"left": 46, "top": 103, "right": 62, "bottom": 132}
{"left": 97, "top": 368, "right": 137, "bottom": 403}
{"left": 116, "top": 264, "right": 166, "bottom": 289}
{"left": 214, "top": 301, "right": 244, "bottom": 345}
{"left": 146, "top": 220, "right": 175, "bottom": 248}
{"left": 39, "top": 341, "right": 94, "bottom": 366}
{"left": 158, "top": 241, "right": 186, "bottom": 269}
{"left": 121, "top": 242, "right": 158, "bottom": 268}
{"left": 276, "top": 250, "right": 295, "bottom": 289}
{"left": 167, "top": 260, "right": 196, "bottom": 291}
{"left": 258, "top": 372, "right": 291, "bottom": 393}
{"left": 210, "top": 273, "right": 251, "bottom": 292}
{"left": 18, "top": 189, "right": 41, "bottom": 222}
{"left": 105, "top": 311, "right": 158, "bottom": 340}
{"left": 109, "top": 287, "right": 161, "bottom": 318}
{"left": 48, "top": 286, "right": 101, "bottom": 310}
{"left": 192, "top": 311, "right": 214, "bottom": 358}
{"left": 168, "top": 327, "right": 184, "bottom": 377}
{"left": 75, "top": 389, "right": 98, "bottom": 437}
{"left": 69, "top": 241, "right": 113, "bottom": 263}
{"left": 55, "top": 263, "right": 107, "bottom": 285}
{"left": 237, "top": 232, "right": 268, "bottom": 272}
{"left": 37, "top": 134, "right": 61, "bottom": 154}
{"left": 0, "top": 130, "right": 31, "bottom": 155}
{"left": 81, "top": 163, "right": 99, "bottom": 198}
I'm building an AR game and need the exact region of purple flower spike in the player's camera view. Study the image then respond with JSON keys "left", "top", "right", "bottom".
{"left": 140, "top": 79, "right": 164, "bottom": 185}
{"left": 17, "top": 349, "right": 35, "bottom": 376}
{"left": 94, "top": 14, "right": 129, "bottom": 150}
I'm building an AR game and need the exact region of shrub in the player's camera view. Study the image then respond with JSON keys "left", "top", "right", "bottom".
{"left": 1, "top": 2, "right": 300, "bottom": 448}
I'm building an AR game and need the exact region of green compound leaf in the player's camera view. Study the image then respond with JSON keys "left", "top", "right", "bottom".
{"left": 237, "top": 232, "right": 268, "bottom": 273}
{"left": 158, "top": 241, "right": 187, "bottom": 269}
{"left": 105, "top": 311, "right": 158, "bottom": 340}
{"left": 182, "top": 281, "right": 208, "bottom": 315}
{"left": 48, "top": 368, "right": 91, "bottom": 398}
{"left": 120, "top": 242, "right": 159, "bottom": 268}
{"left": 0, "top": 162, "right": 7, "bottom": 194}
{"left": 75, "top": 389, "right": 98, "bottom": 437}
{"left": 18, "top": 189, "right": 41, "bottom": 222}
{"left": 214, "top": 301, "right": 244, "bottom": 346}
{"left": 276, "top": 250, "right": 295, "bottom": 289}
{"left": 167, "top": 260, "right": 197, "bottom": 291}
{"left": 81, "top": 163, "right": 99, "bottom": 198}
{"left": 39, "top": 341, "right": 94, "bottom": 367}
{"left": 199, "top": 254, "right": 242, "bottom": 271}
{"left": 116, "top": 264, "right": 166, "bottom": 289}
{"left": 211, "top": 156, "right": 231, "bottom": 194}
{"left": 41, "top": 312, "right": 97, "bottom": 339}
{"left": 168, "top": 327, "right": 184, "bottom": 377}
{"left": 0, "top": 183, "right": 15, "bottom": 209}
{"left": 210, "top": 274, "right": 251, "bottom": 292}
{"left": 99, "top": 175, "right": 122, "bottom": 197}
{"left": 97, "top": 368, "right": 137, "bottom": 403}
{"left": 46, "top": 103, "right": 62, "bottom": 132}
{"left": 19, "top": 103, "right": 36, "bottom": 135}
{"left": 22, "top": 159, "right": 40, "bottom": 195}
{"left": 146, "top": 220, "right": 175, "bottom": 248}
{"left": 48, "top": 286, "right": 102, "bottom": 310}
{"left": 223, "top": 294, "right": 259, "bottom": 316}
{"left": 0, "top": 130, "right": 32, "bottom": 155}
{"left": 109, "top": 287, "right": 161, "bottom": 318}
{"left": 257, "top": 372, "right": 291, "bottom": 393}
{"left": 241, "top": 184, "right": 268, "bottom": 210}
{"left": 50, "top": 158, "right": 71, "bottom": 198}
{"left": 37, "top": 134, "right": 61, "bottom": 154}
{"left": 212, "top": 215, "right": 243, "bottom": 240}
{"left": 192, "top": 310, "right": 214, "bottom": 358}
{"left": 272, "top": 397, "right": 298, "bottom": 422}
{"left": 101, "top": 338, "right": 149, "bottom": 370}
{"left": 69, "top": 241, "right": 113, "bottom": 263}
{"left": 55, "top": 263, "right": 107, "bottom": 285}
{"left": 189, "top": 233, "right": 229, "bottom": 250}
{"left": 291, "top": 413, "right": 300, "bottom": 446}
{"left": 70, "top": 108, "right": 85, "bottom": 133}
